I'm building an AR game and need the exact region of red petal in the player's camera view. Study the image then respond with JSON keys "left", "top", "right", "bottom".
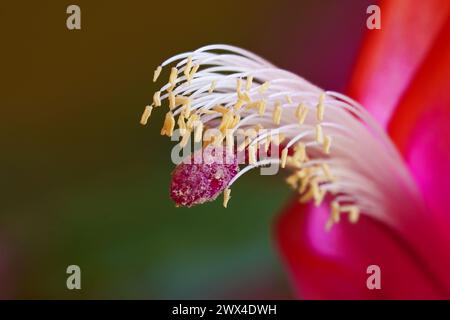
{"left": 387, "top": 16, "right": 450, "bottom": 285}
{"left": 347, "top": 0, "right": 450, "bottom": 127}
{"left": 275, "top": 201, "right": 445, "bottom": 299}
{"left": 275, "top": 2, "right": 450, "bottom": 299}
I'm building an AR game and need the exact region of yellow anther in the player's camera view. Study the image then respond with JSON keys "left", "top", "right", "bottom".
{"left": 295, "top": 103, "right": 304, "bottom": 118}
{"left": 198, "top": 108, "right": 216, "bottom": 115}
{"left": 173, "top": 96, "right": 191, "bottom": 117}
{"left": 317, "top": 93, "right": 325, "bottom": 121}
{"left": 233, "top": 99, "right": 245, "bottom": 111}
{"left": 323, "top": 135, "right": 332, "bottom": 154}
{"left": 286, "top": 157, "right": 302, "bottom": 169}
{"left": 245, "top": 101, "right": 260, "bottom": 110}
{"left": 209, "top": 80, "right": 216, "bottom": 93}
{"left": 246, "top": 76, "right": 253, "bottom": 91}
{"left": 213, "top": 105, "right": 229, "bottom": 114}
{"left": 184, "top": 57, "right": 193, "bottom": 80}
{"left": 161, "top": 112, "right": 175, "bottom": 137}
{"left": 346, "top": 206, "right": 360, "bottom": 224}
{"left": 183, "top": 104, "right": 191, "bottom": 118}
{"left": 153, "top": 66, "right": 162, "bottom": 82}
{"left": 168, "top": 92, "right": 176, "bottom": 110}
{"left": 223, "top": 188, "right": 231, "bottom": 208}
{"left": 331, "top": 201, "right": 340, "bottom": 223}
{"left": 314, "top": 188, "right": 326, "bottom": 207}
{"left": 293, "top": 143, "right": 306, "bottom": 163}
{"left": 315, "top": 124, "right": 323, "bottom": 143}
{"left": 258, "top": 99, "right": 266, "bottom": 115}
{"left": 238, "top": 91, "right": 251, "bottom": 103}
{"left": 299, "top": 184, "right": 315, "bottom": 203}
{"left": 286, "top": 95, "right": 293, "bottom": 104}
{"left": 281, "top": 148, "right": 288, "bottom": 168}
{"left": 254, "top": 123, "right": 264, "bottom": 132}
{"left": 296, "top": 103, "right": 308, "bottom": 124}
{"left": 299, "top": 107, "right": 308, "bottom": 124}
{"left": 204, "top": 131, "right": 221, "bottom": 147}
{"left": 273, "top": 101, "right": 282, "bottom": 125}
{"left": 194, "top": 122, "right": 203, "bottom": 143}
{"left": 140, "top": 105, "right": 153, "bottom": 125}
{"left": 189, "top": 64, "right": 199, "bottom": 80}
{"left": 219, "top": 111, "right": 233, "bottom": 133}
{"left": 236, "top": 78, "right": 242, "bottom": 94}
{"left": 169, "top": 67, "right": 178, "bottom": 86}
{"left": 297, "top": 168, "right": 309, "bottom": 178}
{"left": 153, "top": 91, "right": 162, "bottom": 107}
{"left": 230, "top": 114, "right": 241, "bottom": 129}
{"left": 258, "top": 81, "right": 270, "bottom": 94}
{"left": 186, "top": 113, "right": 199, "bottom": 129}
{"left": 286, "top": 173, "right": 300, "bottom": 189}
{"left": 299, "top": 172, "right": 312, "bottom": 194}
{"left": 175, "top": 95, "right": 191, "bottom": 106}
{"left": 309, "top": 179, "right": 323, "bottom": 206}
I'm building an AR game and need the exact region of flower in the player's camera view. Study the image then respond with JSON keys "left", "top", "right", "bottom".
{"left": 141, "top": 0, "right": 450, "bottom": 299}
{"left": 276, "top": 0, "right": 450, "bottom": 299}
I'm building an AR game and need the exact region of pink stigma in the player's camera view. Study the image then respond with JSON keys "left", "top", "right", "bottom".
{"left": 170, "top": 147, "right": 239, "bottom": 207}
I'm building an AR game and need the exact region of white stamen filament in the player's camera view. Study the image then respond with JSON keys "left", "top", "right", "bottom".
{"left": 145, "top": 44, "right": 422, "bottom": 229}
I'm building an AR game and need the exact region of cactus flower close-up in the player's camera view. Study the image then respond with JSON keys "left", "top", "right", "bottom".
{"left": 5, "top": 0, "right": 450, "bottom": 309}
{"left": 142, "top": 0, "right": 450, "bottom": 299}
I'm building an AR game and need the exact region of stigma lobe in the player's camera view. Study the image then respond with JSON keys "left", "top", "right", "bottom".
{"left": 170, "top": 147, "right": 239, "bottom": 207}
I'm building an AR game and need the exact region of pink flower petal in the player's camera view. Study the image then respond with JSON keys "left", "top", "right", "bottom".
{"left": 387, "top": 17, "right": 450, "bottom": 288}
{"left": 275, "top": 201, "right": 445, "bottom": 299}
{"left": 275, "top": 3, "right": 450, "bottom": 299}
{"left": 347, "top": 0, "right": 450, "bottom": 127}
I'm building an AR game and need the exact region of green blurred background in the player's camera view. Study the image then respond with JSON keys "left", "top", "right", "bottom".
{"left": 2, "top": 0, "right": 371, "bottom": 298}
